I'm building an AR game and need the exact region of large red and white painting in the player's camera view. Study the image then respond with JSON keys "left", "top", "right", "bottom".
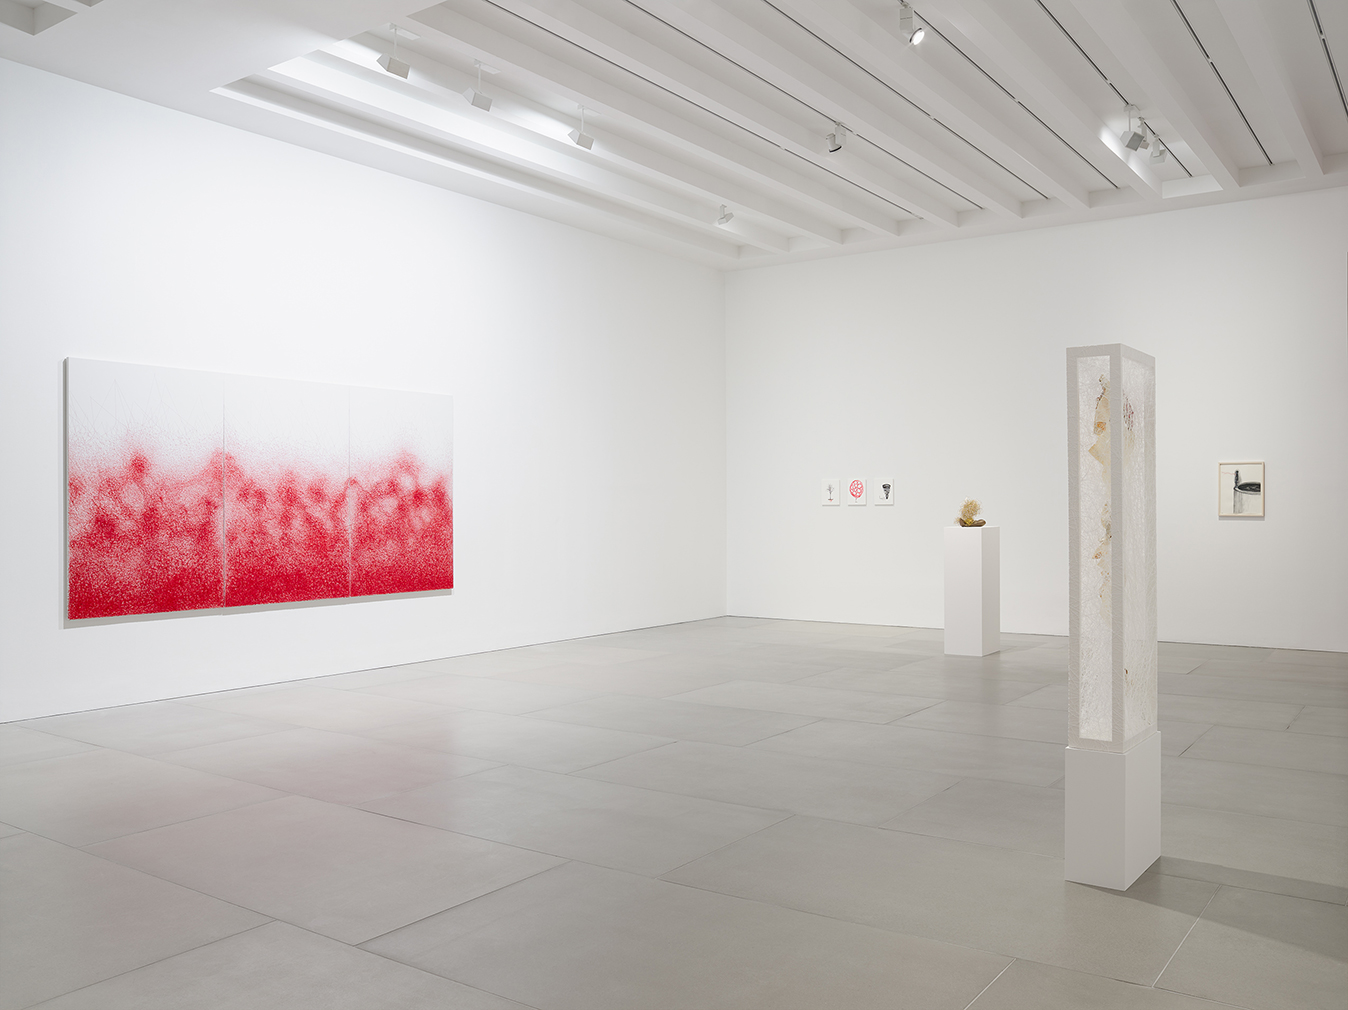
{"left": 66, "top": 358, "right": 452, "bottom": 620}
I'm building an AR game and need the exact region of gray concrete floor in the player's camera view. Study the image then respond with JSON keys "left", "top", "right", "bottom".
{"left": 2, "top": 617, "right": 1345, "bottom": 1009}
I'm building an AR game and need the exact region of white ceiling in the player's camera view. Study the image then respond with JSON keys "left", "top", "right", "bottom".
{"left": 5, "top": 0, "right": 1346, "bottom": 267}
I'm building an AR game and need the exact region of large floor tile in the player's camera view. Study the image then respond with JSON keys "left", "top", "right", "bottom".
{"left": 1157, "top": 885, "right": 1348, "bottom": 1010}
{"left": 579, "top": 740, "right": 956, "bottom": 825}
{"left": 895, "top": 655, "right": 1065, "bottom": 684}
{"left": 29, "top": 921, "right": 529, "bottom": 1010}
{"left": 0, "top": 832, "right": 267, "bottom": 1010}
{"left": 968, "top": 958, "right": 1221, "bottom": 1009}
{"left": 1267, "top": 649, "right": 1348, "bottom": 670}
{"left": 532, "top": 642, "right": 667, "bottom": 665}
{"left": 1290, "top": 705, "right": 1348, "bottom": 737}
{"left": 181, "top": 685, "right": 453, "bottom": 734}
{"left": 752, "top": 720, "right": 1066, "bottom": 786}
{"left": 662, "top": 816, "right": 1217, "bottom": 985}
{"left": 356, "top": 709, "right": 671, "bottom": 773}
{"left": 1161, "top": 673, "right": 1348, "bottom": 708}
{"left": 85, "top": 795, "right": 562, "bottom": 944}
{"left": 363, "top": 860, "right": 1011, "bottom": 1010}
{"left": 22, "top": 701, "right": 289, "bottom": 756}
{"left": 404, "top": 646, "right": 577, "bottom": 677}
{"left": 1163, "top": 755, "right": 1348, "bottom": 826}
{"left": 157, "top": 728, "right": 499, "bottom": 805}
{"left": 797, "top": 667, "right": 1045, "bottom": 704}
{"left": 1180, "top": 725, "right": 1348, "bottom": 775}
{"left": 752, "top": 644, "right": 923, "bottom": 672}
{"left": 497, "top": 658, "right": 740, "bottom": 698}
{"left": 355, "top": 674, "right": 598, "bottom": 715}
{"left": 894, "top": 701, "right": 1066, "bottom": 744}
{"left": 1007, "top": 684, "right": 1066, "bottom": 710}
{"left": 1160, "top": 722, "right": 1212, "bottom": 756}
{"left": 0, "top": 725, "right": 95, "bottom": 767}
{"left": 361, "top": 764, "right": 786, "bottom": 876}
{"left": 526, "top": 693, "right": 815, "bottom": 745}
{"left": 1162, "top": 803, "right": 1348, "bottom": 888}
{"left": 1153, "top": 856, "right": 1348, "bottom": 905}
{"left": 670, "top": 680, "right": 938, "bottom": 723}
{"left": 1160, "top": 642, "right": 1272, "bottom": 663}
{"left": 1157, "top": 694, "right": 1302, "bottom": 731}
{"left": 881, "top": 778, "right": 1064, "bottom": 857}
{"left": 0, "top": 748, "right": 281, "bottom": 846}
{"left": 1188, "top": 658, "right": 1348, "bottom": 686}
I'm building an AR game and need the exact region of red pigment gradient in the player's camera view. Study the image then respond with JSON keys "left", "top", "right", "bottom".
{"left": 224, "top": 456, "right": 350, "bottom": 607}
{"left": 69, "top": 449, "right": 452, "bottom": 619}
{"left": 352, "top": 453, "right": 453, "bottom": 597}
{"left": 68, "top": 449, "right": 225, "bottom": 619}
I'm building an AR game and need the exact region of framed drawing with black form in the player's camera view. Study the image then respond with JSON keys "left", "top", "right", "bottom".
{"left": 1218, "top": 462, "right": 1264, "bottom": 517}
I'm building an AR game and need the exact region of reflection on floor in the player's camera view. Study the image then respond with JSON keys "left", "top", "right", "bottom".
{"left": 2, "top": 618, "right": 1345, "bottom": 1009}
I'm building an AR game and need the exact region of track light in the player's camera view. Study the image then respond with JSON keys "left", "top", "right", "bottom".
{"left": 717, "top": 204, "right": 734, "bottom": 226}
{"left": 378, "top": 54, "right": 410, "bottom": 78}
{"left": 825, "top": 123, "right": 848, "bottom": 153}
{"left": 899, "top": 2, "right": 925, "bottom": 45}
{"left": 1120, "top": 105, "right": 1149, "bottom": 151}
{"left": 464, "top": 60, "right": 493, "bottom": 112}
{"left": 1150, "top": 134, "right": 1168, "bottom": 163}
{"left": 569, "top": 106, "right": 594, "bottom": 150}
{"left": 378, "top": 25, "right": 410, "bottom": 79}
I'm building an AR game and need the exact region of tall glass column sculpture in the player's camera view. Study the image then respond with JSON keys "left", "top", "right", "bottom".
{"left": 1065, "top": 344, "right": 1159, "bottom": 890}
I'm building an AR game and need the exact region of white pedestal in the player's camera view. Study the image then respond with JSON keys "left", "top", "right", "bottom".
{"left": 943, "top": 526, "right": 999, "bottom": 656}
{"left": 1064, "top": 731, "right": 1161, "bottom": 890}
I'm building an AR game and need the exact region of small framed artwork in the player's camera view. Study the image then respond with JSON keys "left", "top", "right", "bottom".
{"left": 846, "top": 477, "right": 867, "bottom": 505}
{"left": 1218, "top": 462, "right": 1264, "bottom": 517}
{"left": 821, "top": 478, "right": 841, "bottom": 505}
{"left": 873, "top": 477, "right": 895, "bottom": 506}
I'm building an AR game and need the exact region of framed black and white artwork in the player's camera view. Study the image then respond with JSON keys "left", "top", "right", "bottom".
{"left": 821, "top": 478, "right": 841, "bottom": 506}
{"left": 1218, "top": 461, "right": 1264, "bottom": 517}
{"left": 873, "top": 477, "right": 895, "bottom": 506}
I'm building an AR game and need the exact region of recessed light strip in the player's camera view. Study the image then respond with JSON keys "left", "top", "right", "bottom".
{"left": 1169, "top": 0, "right": 1272, "bottom": 165}
{"left": 1306, "top": 0, "right": 1348, "bottom": 123}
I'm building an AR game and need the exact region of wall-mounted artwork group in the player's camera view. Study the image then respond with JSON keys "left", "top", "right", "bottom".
{"left": 66, "top": 358, "right": 453, "bottom": 620}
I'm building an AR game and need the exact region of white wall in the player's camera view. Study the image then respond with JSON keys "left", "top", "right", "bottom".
{"left": 0, "top": 58, "right": 726, "bottom": 721}
{"left": 726, "top": 188, "right": 1348, "bottom": 652}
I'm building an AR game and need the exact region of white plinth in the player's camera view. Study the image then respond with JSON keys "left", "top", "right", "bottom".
{"left": 1065, "top": 731, "right": 1161, "bottom": 890}
{"left": 943, "top": 526, "right": 999, "bottom": 657}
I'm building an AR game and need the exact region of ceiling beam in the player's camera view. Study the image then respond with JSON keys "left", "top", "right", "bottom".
{"left": 1070, "top": 0, "right": 1241, "bottom": 190}
{"left": 412, "top": 1, "right": 909, "bottom": 239}
{"left": 921, "top": 0, "right": 1162, "bottom": 200}
{"left": 607, "top": 0, "right": 1027, "bottom": 219}
{"left": 770, "top": 0, "right": 1094, "bottom": 209}
{"left": 275, "top": 51, "right": 795, "bottom": 253}
{"left": 1215, "top": 0, "right": 1323, "bottom": 178}
{"left": 478, "top": 0, "right": 965, "bottom": 228}
{"left": 217, "top": 76, "right": 746, "bottom": 264}
{"left": 350, "top": 34, "right": 847, "bottom": 245}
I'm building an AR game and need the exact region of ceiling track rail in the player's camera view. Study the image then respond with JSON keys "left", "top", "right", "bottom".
{"left": 914, "top": 13, "right": 1118, "bottom": 189}
{"left": 1306, "top": 0, "right": 1348, "bottom": 122}
{"left": 1032, "top": 0, "right": 1192, "bottom": 177}
{"left": 757, "top": 0, "right": 1049, "bottom": 200}
{"left": 1169, "top": 0, "right": 1272, "bottom": 165}
{"left": 621, "top": 0, "right": 980, "bottom": 208}
{"left": 480, "top": 0, "right": 923, "bottom": 221}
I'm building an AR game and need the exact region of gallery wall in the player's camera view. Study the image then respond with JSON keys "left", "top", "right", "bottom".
{"left": 725, "top": 187, "right": 1348, "bottom": 652}
{"left": 0, "top": 58, "right": 727, "bottom": 721}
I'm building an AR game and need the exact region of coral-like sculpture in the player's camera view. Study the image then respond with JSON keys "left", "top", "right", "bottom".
{"left": 957, "top": 499, "right": 986, "bottom": 527}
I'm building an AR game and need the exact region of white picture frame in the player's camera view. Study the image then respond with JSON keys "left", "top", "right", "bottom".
{"left": 821, "top": 478, "right": 841, "bottom": 506}
{"left": 1218, "top": 461, "right": 1264, "bottom": 517}
{"left": 873, "top": 477, "right": 895, "bottom": 506}
{"left": 846, "top": 477, "right": 867, "bottom": 505}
